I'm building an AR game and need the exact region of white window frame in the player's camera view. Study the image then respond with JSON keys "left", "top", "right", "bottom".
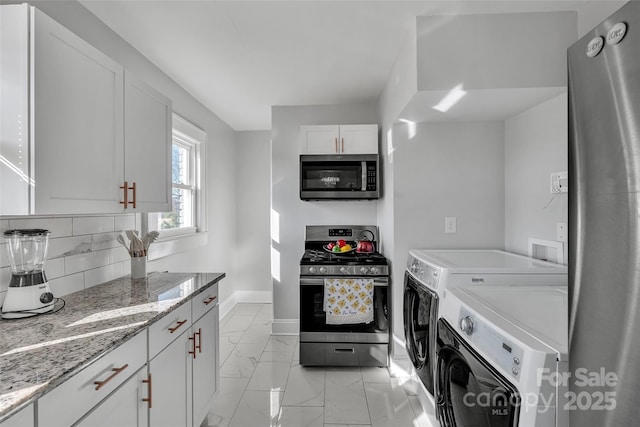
{"left": 145, "top": 113, "right": 206, "bottom": 240}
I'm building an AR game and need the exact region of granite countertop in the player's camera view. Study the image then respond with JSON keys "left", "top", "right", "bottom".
{"left": 0, "top": 271, "right": 225, "bottom": 420}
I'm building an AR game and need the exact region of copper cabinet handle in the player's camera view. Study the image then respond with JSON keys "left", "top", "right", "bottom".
{"left": 130, "top": 182, "right": 137, "bottom": 209}
{"left": 341, "top": 137, "right": 344, "bottom": 153}
{"left": 189, "top": 333, "right": 197, "bottom": 359}
{"left": 335, "top": 137, "right": 338, "bottom": 153}
{"left": 142, "top": 373, "right": 152, "bottom": 408}
{"left": 203, "top": 296, "right": 217, "bottom": 305}
{"left": 119, "top": 181, "right": 129, "bottom": 208}
{"left": 195, "top": 328, "right": 202, "bottom": 354}
{"left": 94, "top": 364, "right": 129, "bottom": 391}
{"left": 168, "top": 319, "right": 187, "bottom": 334}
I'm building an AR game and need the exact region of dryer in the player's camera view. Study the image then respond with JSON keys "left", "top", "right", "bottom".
{"left": 403, "top": 250, "right": 566, "bottom": 404}
{"left": 437, "top": 285, "right": 568, "bottom": 427}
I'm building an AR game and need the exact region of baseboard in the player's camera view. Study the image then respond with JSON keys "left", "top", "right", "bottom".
{"left": 219, "top": 290, "right": 272, "bottom": 320}
{"left": 271, "top": 318, "right": 299, "bottom": 335}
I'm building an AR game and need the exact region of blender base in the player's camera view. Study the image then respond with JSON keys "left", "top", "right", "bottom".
{"left": 1, "top": 284, "right": 55, "bottom": 319}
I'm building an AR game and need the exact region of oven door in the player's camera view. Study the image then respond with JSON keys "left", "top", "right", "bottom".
{"left": 404, "top": 271, "right": 438, "bottom": 396}
{"left": 299, "top": 276, "right": 388, "bottom": 343}
{"left": 436, "top": 319, "right": 520, "bottom": 427}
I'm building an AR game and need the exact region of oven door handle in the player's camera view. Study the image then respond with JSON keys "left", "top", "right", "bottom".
{"left": 300, "top": 277, "right": 388, "bottom": 287}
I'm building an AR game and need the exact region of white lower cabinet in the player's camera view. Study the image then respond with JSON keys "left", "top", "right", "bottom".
{"left": 0, "top": 404, "right": 34, "bottom": 427}
{"left": 38, "top": 331, "right": 147, "bottom": 427}
{"left": 148, "top": 329, "right": 192, "bottom": 427}
{"left": 192, "top": 305, "right": 219, "bottom": 425}
{"left": 147, "top": 290, "right": 219, "bottom": 427}
{"left": 75, "top": 367, "right": 149, "bottom": 427}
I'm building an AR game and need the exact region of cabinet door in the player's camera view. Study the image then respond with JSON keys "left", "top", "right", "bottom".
{"left": 149, "top": 330, "right": 192, "bottom": 427}
{"left": 300, "top": 125, "right": 340, "bottom": 154}
{"left": 124, "top": 71, "right": 172, "bottom": 212}
{"left": 75, "top": 367, "right": 149, "bottom": 427}
{"left": 192, "top": 305, "right": 219, "bottom": 426}
{"left": 31, "top": 8, "right": 125, "bottom": 214}
{"left": 339, "top": 125, "right": 378, "bottom": 154}
{"left": 0, "top": 403, "right": 34, "bottom": 427}
{"left": 0, "top": 4, "right": 31, "bottom": 215}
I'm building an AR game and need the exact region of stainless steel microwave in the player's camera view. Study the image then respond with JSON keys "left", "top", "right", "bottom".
{"left": 300, "top": 154, "right": 379, "bottom": 200}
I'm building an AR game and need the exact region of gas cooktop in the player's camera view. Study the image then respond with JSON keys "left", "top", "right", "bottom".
{"left": 300, "top": 249, "right": 388, "bottom": 266}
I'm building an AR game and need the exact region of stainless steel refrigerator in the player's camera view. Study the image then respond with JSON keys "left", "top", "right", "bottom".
{"left": 568, "top": 1, "right": 640, "bottom": 425}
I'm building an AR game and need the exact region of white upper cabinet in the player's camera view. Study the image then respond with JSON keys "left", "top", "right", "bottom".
{"left": 300, "top": 124, "right": 378, "bottom": 154}
{"left": 31, "top": 6, "right": 125, "bottom": 214}
{"left": 124, "top": 71, "right": 172, "bottom": 212}
{"left": 0, "top": 4, "right": 171, "bottom": 215}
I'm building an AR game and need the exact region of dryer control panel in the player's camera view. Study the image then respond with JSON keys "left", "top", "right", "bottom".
{"left": 406, "top": 256, "right": 441, "bottom": 289}
{"left": 459, "top": 307, "right": 525, "bottom": 381}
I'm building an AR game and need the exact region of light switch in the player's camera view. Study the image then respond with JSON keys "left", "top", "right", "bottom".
{"left": 445, "top": 217, "right": 457, "bottom": 233}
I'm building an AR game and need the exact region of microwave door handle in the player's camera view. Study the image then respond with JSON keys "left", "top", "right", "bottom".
{"left": 361, "top": 162, "right": 367, "bottom": 191}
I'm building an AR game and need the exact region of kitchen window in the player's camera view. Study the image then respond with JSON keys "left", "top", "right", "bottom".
{"left": 146, "top": 114, "right": 206, "bottom": 238}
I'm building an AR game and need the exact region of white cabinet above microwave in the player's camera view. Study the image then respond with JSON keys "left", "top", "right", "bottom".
{"left": 0, "top": 4, "right": 171, "bottom": 216}
{"left": 300, "top": 124, "right": 378, "bottom": 155}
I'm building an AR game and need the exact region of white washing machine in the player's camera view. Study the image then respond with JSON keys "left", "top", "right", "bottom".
{"left": 437, "top": 285, "right": 568, "bottom": 427}
{"left": 403, "top": 249, "right": 567, "bottom": 415}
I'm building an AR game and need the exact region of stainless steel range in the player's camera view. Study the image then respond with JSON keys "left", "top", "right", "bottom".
{"left": 299, "top": 225, "right": 390, "bottom": 367}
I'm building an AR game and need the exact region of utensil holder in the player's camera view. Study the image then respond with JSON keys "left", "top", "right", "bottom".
{"left": 131, "top": 256, "right": 147, "bottom": 279}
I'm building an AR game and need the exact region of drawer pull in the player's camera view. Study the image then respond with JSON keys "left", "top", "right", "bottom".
{"left": 203, "top": 296, "right": 217, "bottom": 305}
{"left": 168, "top": 319, "right": 187, "bottom": 334}
{"left": 334, "top": 348, "right": 355, "bottom": 353}
{"left": 189, "top": 333, "right": 197, "bottom": 359}
{"left": 142, "top": 373, "right": 152, "bottom": 408}
{"left": 94, "top": 364, "right": 129, "bottom": 391}
{"left": 195, "top": 328, "right": 202, "bottom": 354}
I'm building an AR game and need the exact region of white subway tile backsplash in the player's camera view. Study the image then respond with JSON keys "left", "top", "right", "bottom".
{"left": 92, "top": 232, "right": 120, "bottom": 252}
{"left": 50, "top": 273, "right": 84, "bottom": 297}
{"left": 84, "top": 262, "right": 125, "bottom": 289}
{"left": 73, "top": 217, "right": 114, "bottom": 235}
{"left": 0, "top": 267, "right": 10, "bottom": 292}
{"left": 46, "top": 258, "right": 65, "bottom": 280}
{"left": 9, "top": 218, "right": 73, "bottom": 238}
{"left": 65, "top": 250, "right": 110, "bottom": 275}
{"left": 48, "top": 236, "right": 92, "bottom": 260}
{"left": 110, "top": 246, "right": 130, "bottom": 264}
{"left": 114, "top": 215, "right": 136, "bottom": 232}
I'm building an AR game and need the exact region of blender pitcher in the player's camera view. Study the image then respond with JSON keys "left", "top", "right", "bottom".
{"left": 2, "top": 229, "right": 55, "bottom": 318}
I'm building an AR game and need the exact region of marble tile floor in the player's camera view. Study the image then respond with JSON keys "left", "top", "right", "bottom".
{"left": 206, "top": 303, "right": 437, "bottom": 427}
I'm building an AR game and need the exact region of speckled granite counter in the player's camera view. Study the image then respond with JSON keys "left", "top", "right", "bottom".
{"left": 0, "top": 271, "right": 225, "bottom": 421}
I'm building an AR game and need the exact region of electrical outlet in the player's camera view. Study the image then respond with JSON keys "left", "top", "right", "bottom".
{"left": 551, "top": 172, "right": 568, "bottom": 194}
{"left": 557, "top": 223, "right": 568, "bottom": 242}
{"left": 445, "top": 217, "right": 457, "bottom": 234}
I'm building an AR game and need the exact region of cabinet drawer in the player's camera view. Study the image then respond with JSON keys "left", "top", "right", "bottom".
{"left": 192, "top": 285, "right": 218, "bottom": 322}
{"left": 148, "top": 301, "right": 191, "bottom": 358}
{"left": 38, "top": 331, "right": 146, "bottom": 427}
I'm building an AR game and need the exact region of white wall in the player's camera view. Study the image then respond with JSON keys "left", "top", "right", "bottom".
{"left": 271, "top": 104, "right": 378, "bottom": 333}
{"left": 577, "top": 1, "right": 626, "bottom": 37}
{"left": 5, "top": 1, "right": 239, "bottom": 303}
{"left": 504, "top": 93, "right": 568, "bottom": 261}
{"left": 390, "top": 120, "right": 505, "bottom": 355}
{"left": 234, "top": 131, "right": 272, "bottom": 297}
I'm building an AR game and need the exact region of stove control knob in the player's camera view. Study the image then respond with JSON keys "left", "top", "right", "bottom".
{"left": 340, "top": 267, "right": 348, "bottom": 274}
{"left": 370, "top": 267, "right": 378, "bottom": 275}
{"left": 459, "top": 316, "right": 474, "bottom": 336}
{"left": 309, "top": 267, "right": 316, "bottom": 274}
{"left": 319, "top": 267, "right": 327, "bottom": 274}
{"left": 360, "top": 267, "right": 369, "bottom": 274}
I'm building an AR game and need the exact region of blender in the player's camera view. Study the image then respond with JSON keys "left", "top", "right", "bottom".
{"left": 2, "top": 229, "right": 55, "bottom": 319}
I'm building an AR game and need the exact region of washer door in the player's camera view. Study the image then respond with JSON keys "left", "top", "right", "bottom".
{"left": 403, "top": 271, "right": 438, "bottom": 395}
{"left": 436, "top": 319, "right": 520, "bottom": 427}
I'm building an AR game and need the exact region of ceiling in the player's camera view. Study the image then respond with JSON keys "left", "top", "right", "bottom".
{"left": 81, "top": 1, "right": 596, "bottom": 131}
